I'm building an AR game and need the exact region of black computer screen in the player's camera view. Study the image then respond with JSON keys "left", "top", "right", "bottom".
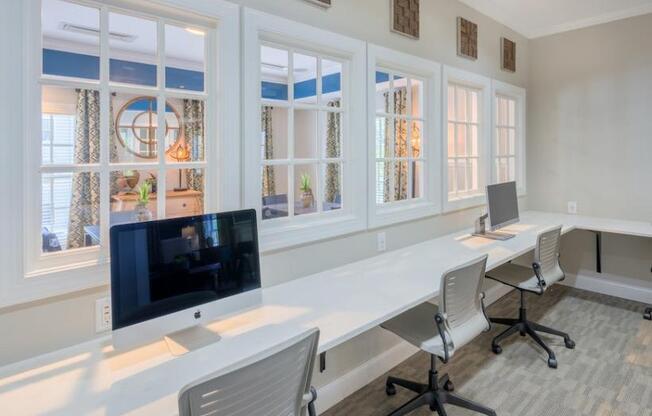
{"left": 110, "top": 209, "right": 261, "bottom": 330}
{"left": 487, "top": 181, "right": 519, "bottom": 229}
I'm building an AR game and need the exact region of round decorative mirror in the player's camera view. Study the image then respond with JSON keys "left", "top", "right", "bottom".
{"left": 114, "top": 96, "right": 182, "bottom": 159}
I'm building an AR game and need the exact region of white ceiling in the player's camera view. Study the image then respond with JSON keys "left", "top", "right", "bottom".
{"left": 459, "top": 0, "right": 652, "bottom": 38}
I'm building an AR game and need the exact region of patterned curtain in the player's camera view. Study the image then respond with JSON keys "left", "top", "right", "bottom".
{"left": 383, "top": 88, "right": 408, "bottom": 202}
{"left": 109, "top": 94, "right": 120, "bottom": 195}
{"left": 67, "top": 89, "right": 100, "bottom": 249}
{"left": 325, "top": 100, "right": 341, "bottom": 203}
{"left": 261, "top": 106, "right": 276, "bottom": 197}
{"left": 183, "top": 100, "right": 205, "bottom": 200}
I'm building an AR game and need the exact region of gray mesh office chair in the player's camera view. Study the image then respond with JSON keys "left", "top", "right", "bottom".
{"left": 381, "top": 255, "right": 496, "bottom": 416}
{"left": 178, "top": 328, "right": 319, "bottom": 416}
{"left": 486, "top": 225, "right": 575, "bottom": 369}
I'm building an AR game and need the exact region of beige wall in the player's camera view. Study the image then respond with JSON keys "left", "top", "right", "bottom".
{"left": 527, "top": 13, "right": 652, "bottom": 222}
{"left": 0, "top": 0, "right": 529, "bottom": 393}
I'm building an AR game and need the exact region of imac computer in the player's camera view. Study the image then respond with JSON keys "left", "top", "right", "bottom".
{"left": 473, "top": 181, "right": 519, "bottom": 240}
{"left": 110, "top": 209, "right": 262, "bottom": 353}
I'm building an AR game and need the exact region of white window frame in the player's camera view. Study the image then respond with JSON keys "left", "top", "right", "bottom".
{"left": 242, "top": 8, "right": 366, "bottom": 252}
{"left": 442, "top": 66, "right": 491, "bottom": 213}
{"left": 5, "top": 0, "right": 239, "bottom": 308}
{"left": 491, "top": 80, "right": 526, "bottom": 196}
{"left": 367, "top": 44, "right": 441, "bottom": 228}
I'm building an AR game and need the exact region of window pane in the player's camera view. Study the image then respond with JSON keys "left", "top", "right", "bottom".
{"left": 447, "top": 85, "right": 455, "bottom": 121}
{"left": 261, "top": 106, "right": 288, "bottom": 160}
{"left": 165, "top": 24, "right": 205, "bottom": 91}
{"left": 323, "top": 110, "right": 341, "bottom": 158}
{"left": 395, "top": 119, "right": 408, "bottom": 158}
{"left": 376, "top": 161, "right": 390, "bottom": 204}
{"left": 261, "top": 46, "right": 289, "bottom": 102}
{"left": 42, "top": 171, "right": 99, "bottom": 252}
{"left": 509, "top": 128, "right": 516, "bottom": 155}
{"left": 393, "top": 82, "right": 408, "bottom": 116}
{"left": 456, "top": 124, "right": 467, "bottom": 156}
{"left": 43, "top": 86, "right": 99, "bottom": 165}
{"left": 322, "top": 163, "right": 342, "bottom": 211}
{"left": 456, "top": 87, "right": 467, "bottom": 122}
{"left": 508, "top": 99, "right": 516, "bottom": 127}
{"left": 376, "top": 117, "right": 393, "bottom": 158}
{"left": 110, "top": 169, "right": 159, "bottom": 224}
{"left": 412, "top": 161, "right": 423, "bottom": 199}
{"left": 411, "top": 120, "right": 422, "bottom": 158}
{"left": 165, "top": 168, "right": 205, "bottom": 218}
{"left": 456, "top": 159, "right": 467, "bottom": 192}
{"left": 112, "top": 93, "right": 161, "bottom": 162}
{"left": 42, "top": 0, "right": 100, "bottom": 80}
{"left": 109, "top": 12, "right": 157, "bottom": 87}
{"left": 469, "top": 125, "right": 478, "bottom": 157}
{"left": 172, "top": 99, "right": 205, "bottom": 162}
{"left": 447, "top": 159, "right": 456, "bottom": 195}
{"left": 375, "top": 71, "right": 391, "bottom": 113}
{"left": 509, "top": 157, "right": 516, "bottom": 181}
{"left": 469, "top": 90, "right": 478, "bottom": 123}
{"left": 294, "top": 164, "right": 318, "bottom": 216}
{"left": 410, "top": 78, "right": 423, "bottom": 119}
{"left": 293, "top": 53, "right": 317, "bottom": 104}
{"left": 321, "top": 59, "right": 342, "bottom": 105}
{"left": 393, "top": 161, "right": 409, "bottom": 201}
{"left": 294, "top": 109, "right": 318, "bottom": 159}
{"left": 261, "top": 165, "right": 289, "bottom": 220}
{"left": 468, "top": 158, "right": 478, "bottom": 191}
{"left": 447, "top": 123, "right": 455, "bottom": 157}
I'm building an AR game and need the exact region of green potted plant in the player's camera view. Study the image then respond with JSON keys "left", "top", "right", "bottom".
{"left": 135, "top": 182, "right": 153, "bottom": 221}
{"left": 299, "top": 173, "right": 314, "bottom": 208}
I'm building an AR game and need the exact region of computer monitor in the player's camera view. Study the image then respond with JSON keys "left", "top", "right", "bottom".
{"left": 486, "top": 181, "right": 519, "bottom": 230}
{"left": 110, "top": 209, "right": 262, "bottom": 351}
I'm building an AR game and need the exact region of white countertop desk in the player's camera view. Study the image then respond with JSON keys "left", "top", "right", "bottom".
{"left": 1, "top": 211, "right": 651, "bottom": 415}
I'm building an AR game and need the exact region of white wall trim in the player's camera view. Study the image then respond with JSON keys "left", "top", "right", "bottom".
{"left": 560, "top": 272, "right": 652, "bottom": 305}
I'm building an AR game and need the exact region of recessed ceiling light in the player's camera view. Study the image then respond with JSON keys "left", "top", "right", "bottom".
{"left": 185, "top": 28, "right": 205, "bottom": 36}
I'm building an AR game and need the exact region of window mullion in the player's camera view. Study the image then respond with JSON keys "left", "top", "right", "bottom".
{"left": 287, "top": 49, "right": 295, "bottom": 218}
{"left": 156, "top": 19, "right": 166, "bottom": 220}
{"left": 99, "top": 6, "right": 110, "bottom": 255}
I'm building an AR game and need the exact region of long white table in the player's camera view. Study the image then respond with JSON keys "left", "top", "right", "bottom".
{"left": 1, "top": 211, "right": 650, "bottom": 415}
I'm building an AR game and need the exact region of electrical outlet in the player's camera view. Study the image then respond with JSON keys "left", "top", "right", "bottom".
{"left": 377, "top": 232, "right": 387, "bottom": 252}
{"left": 567, "top": 201, "right": 577, "bottom": 214}
{"left": 96, "top": 297, "right": 111, "bottom": 333}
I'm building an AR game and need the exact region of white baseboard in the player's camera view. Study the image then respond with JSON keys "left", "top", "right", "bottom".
{"left": 315, "top": 283, "right": 513, "bottom": 413}
{"left": 315, "top": 340, "right": 417, "bottom": 413}
{"left": 560, "top": 272, "right": 652, "bottom": 305}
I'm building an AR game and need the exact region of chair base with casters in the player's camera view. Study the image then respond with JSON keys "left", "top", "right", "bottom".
{"left": 489, "top": 289, "right": 575, "bottom": 369}
{"left": 385, "top": 355, "right": 496, "bottom": 416}
{"left": 645, "top": 307, "right": 652, "bottom": 320}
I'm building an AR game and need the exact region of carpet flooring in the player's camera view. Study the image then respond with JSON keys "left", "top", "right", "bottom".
{"left": 322, "top": 286, "right": 652, "bottom": 416}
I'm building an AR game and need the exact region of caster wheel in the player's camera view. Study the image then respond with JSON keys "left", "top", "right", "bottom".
{"left": 548, "top": 357, "right": 558, "bottom": 369}
{"left": 565, "top": 339, "right": 576, "bottom": 349}
{"left": 644, "top": 309, "right": 652, "bottom": 320}
{"left": 443, "top": 380, "right": 455, "bottom": 392}
{"left": 520, "top": 331, "right": 526, "bottom": 337}
{"left": 492, "top": 345, "right": 502, "bottom": 355}
{"left": 385, "top": 384, "right": 396, "bottom": 396}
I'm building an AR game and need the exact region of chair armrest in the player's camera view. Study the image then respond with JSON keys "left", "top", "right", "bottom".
{"left": 480, "top": 292, "right": 491, "bottom": 332}
{"left": 434, "top": 312, "right": 452, "bottom": 364}
{"left": 532, "top": 262, "right": 547, "bottom": 294}
{"left": 303, "top": 386, "right": 317, "bottom": 416}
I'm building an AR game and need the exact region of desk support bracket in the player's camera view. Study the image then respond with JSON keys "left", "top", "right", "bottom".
{"left": 319, "top": 352, "right": 326, "bottom": 373}
{"left": 595, "top": 231, "right": 602, "bottom": 273}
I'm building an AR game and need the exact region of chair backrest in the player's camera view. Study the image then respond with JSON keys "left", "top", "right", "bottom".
{"left": 439, "top": 255, "right": 490, "bottom": 352}
{"left": 534, "top": 225, "right": 564, "bottom": 286}
{"left": 178, "top": 329, "right": 319, "bottom": 416}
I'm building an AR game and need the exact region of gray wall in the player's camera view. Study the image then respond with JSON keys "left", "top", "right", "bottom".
{"left": 527, "top": 13, "right": 652, "bottom": 222}
{"left": 0, "top": 1, "right": 528, "bottom": 402}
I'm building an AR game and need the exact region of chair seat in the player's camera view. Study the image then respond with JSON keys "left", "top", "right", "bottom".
{"left": 381, "top": 302, "right": 489, "bottom": 359}
{"left": 486, "top": 263, "right": 543, "bottom": 294}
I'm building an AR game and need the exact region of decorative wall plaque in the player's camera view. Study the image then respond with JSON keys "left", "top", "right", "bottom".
{"left": 391, "top": 0, "right": 420, "bottom": 39}
{"left": 304, "top": 0, "right": 331, "bottom": 7}
{"left": 501, "top": 37, "right": 516, "bottom": 72}
{"left": 457, "top": 17, "right": 478, "bottom": 60}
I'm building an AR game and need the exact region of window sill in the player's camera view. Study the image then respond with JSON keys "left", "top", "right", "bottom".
{"left": 369, "top": 200, "right": 440, "bottom": 229}
{"left": 443, "top": 193, "right": 486, "bottom": 213}
{"left": 259, "top": 213, "right": 366, "bottom": 252}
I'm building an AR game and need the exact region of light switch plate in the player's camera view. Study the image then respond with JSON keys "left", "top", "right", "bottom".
{"left": 96, "top": 297, "right": 111, "bottom": 333}
{"left": 377, "top": 232, "right": 387, "bottom": 252}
